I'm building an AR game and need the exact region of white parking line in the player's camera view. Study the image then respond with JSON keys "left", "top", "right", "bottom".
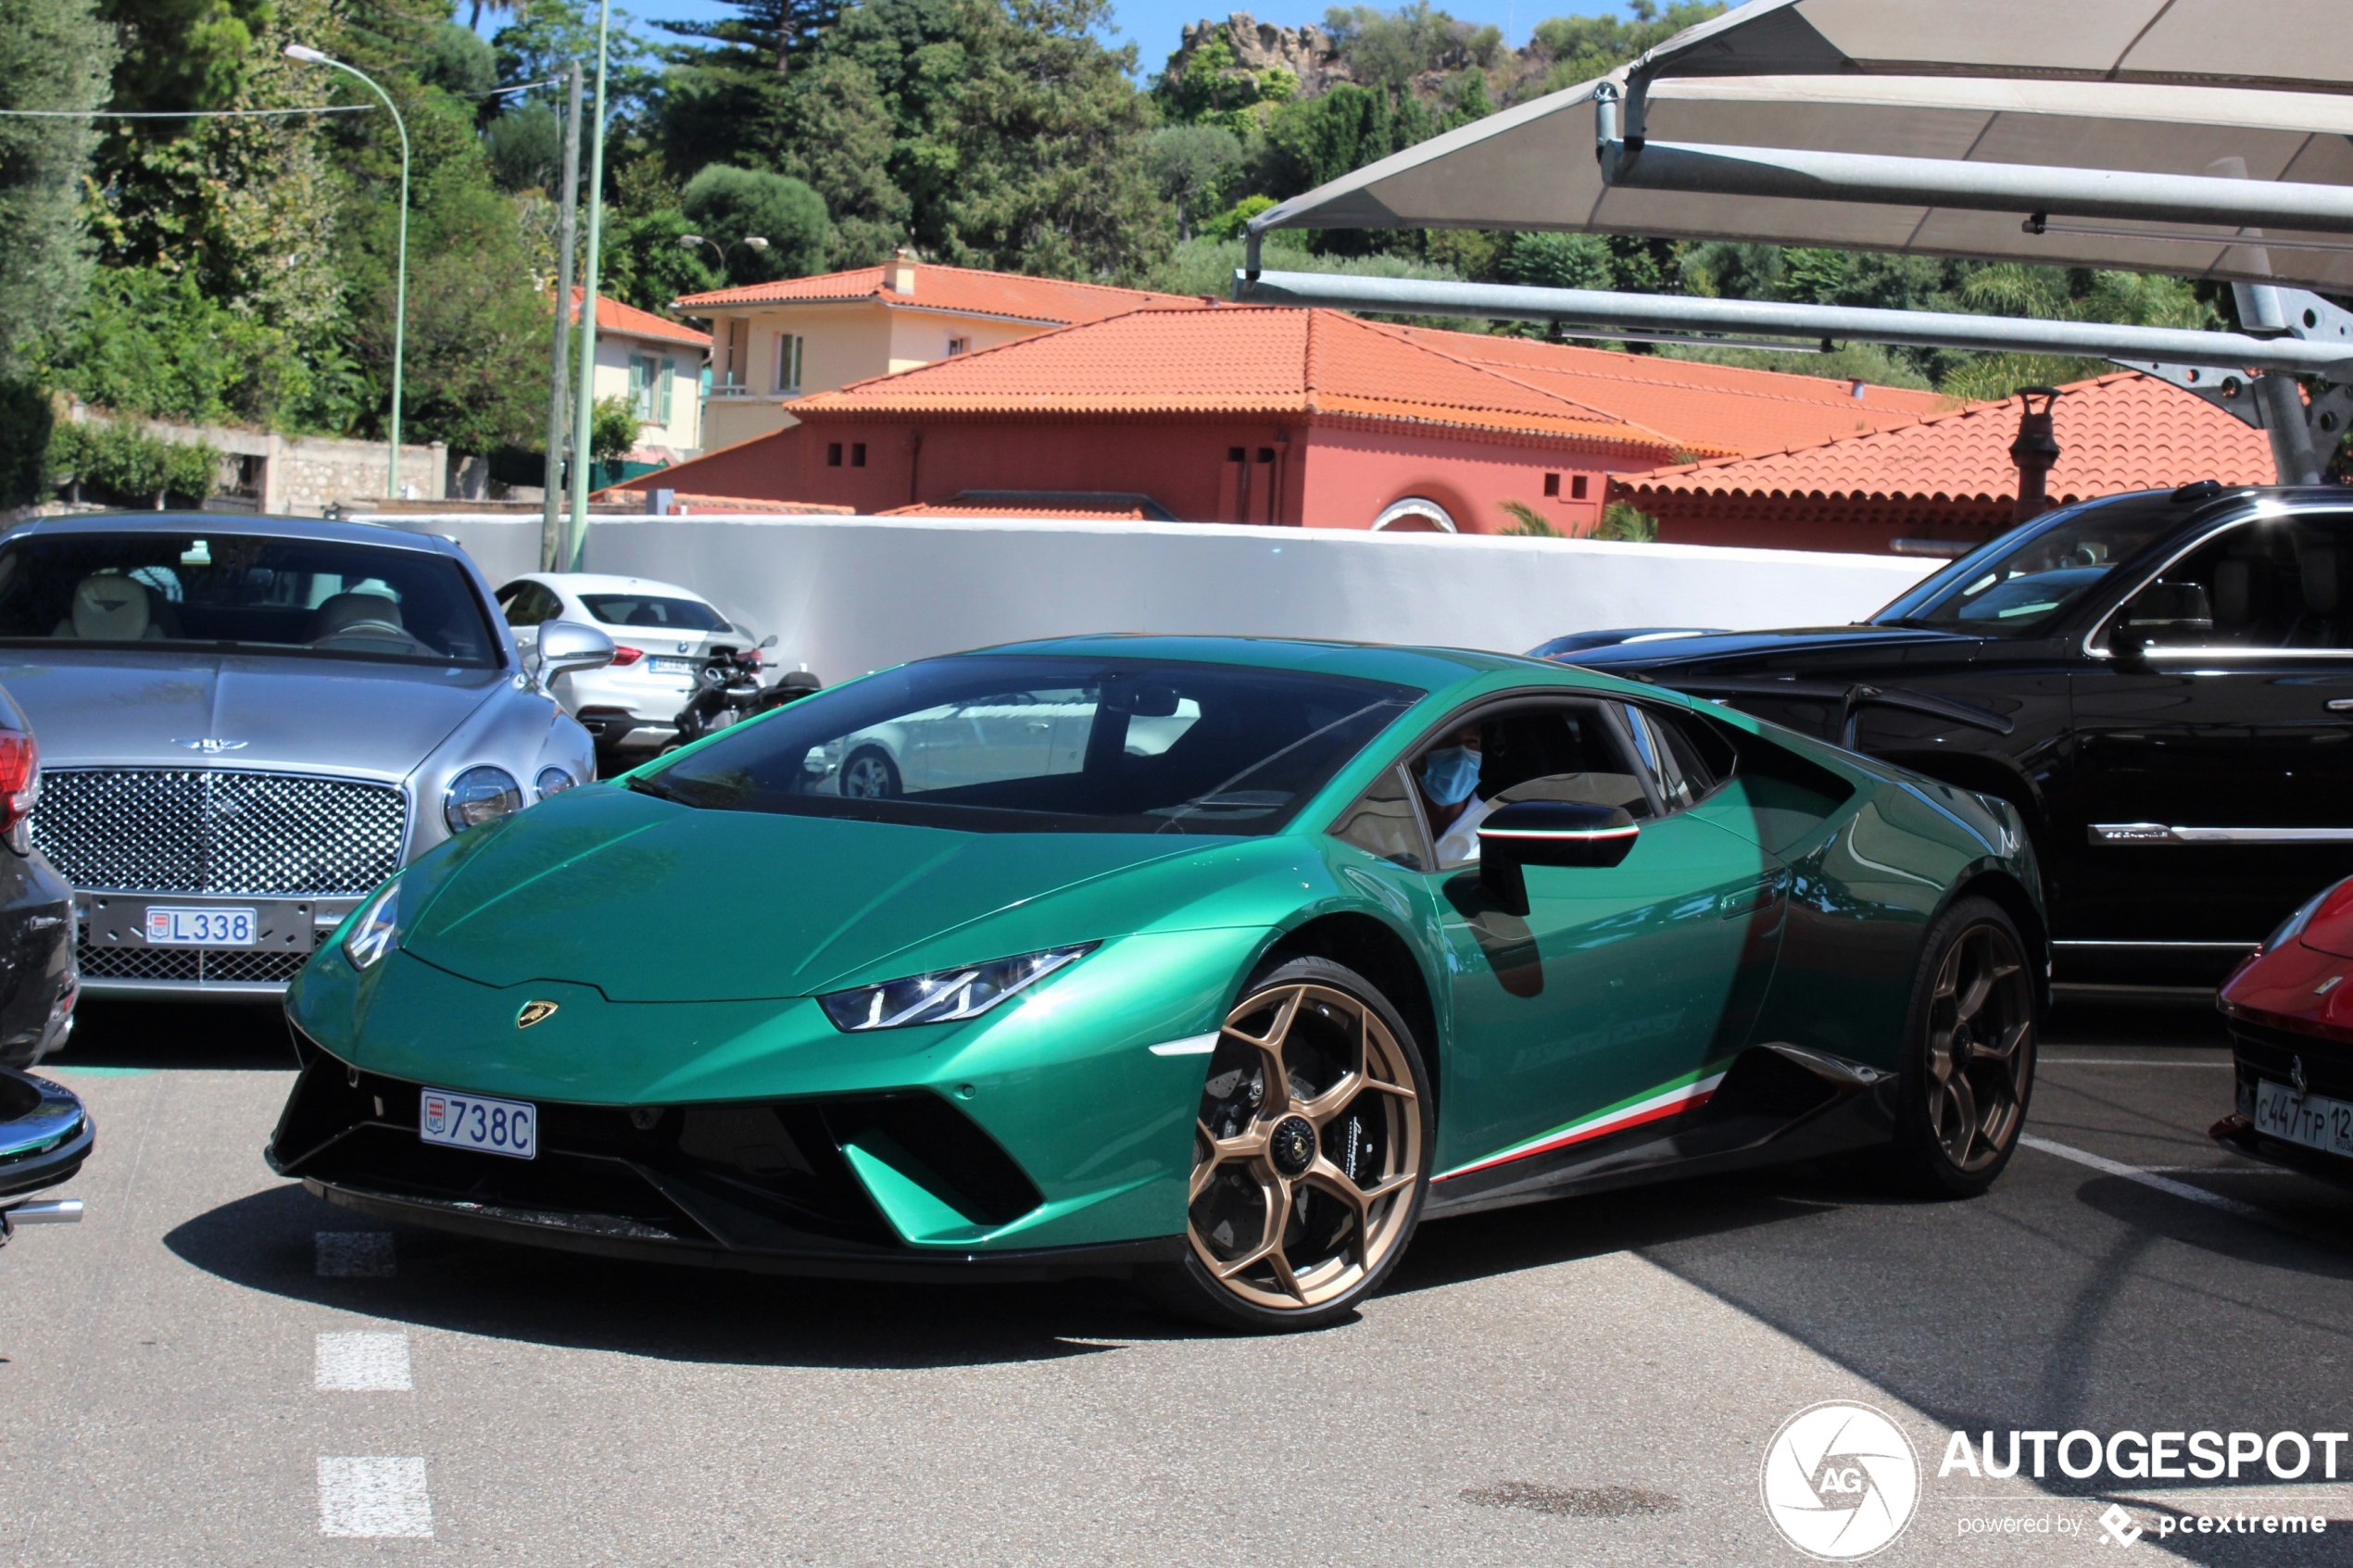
{"left": 315, "top": 1332, "right": 411, "bottom": 1391}
{"left": 315, "top": 1232, "right": 395, "bottom": 1277}
{"left": 2019, "top": 1135, "right": 2272, "bottom": 1221}
{"left": 317, "top": 1456, "right": 433, "bottom": 1537}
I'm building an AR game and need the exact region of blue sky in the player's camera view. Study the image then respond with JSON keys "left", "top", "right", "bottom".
{"left": 535, "top": 1, "right": 1630, "bottom": 81}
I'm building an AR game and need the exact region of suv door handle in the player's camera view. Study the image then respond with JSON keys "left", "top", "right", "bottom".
{"left": 2327, "top": 698, "right": 2353, "bottom": 712}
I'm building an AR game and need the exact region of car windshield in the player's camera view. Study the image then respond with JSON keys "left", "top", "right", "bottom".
{"left": 0, "top": 532, "right": 499, "bottom": 666}
{"left": 581, "top": 593, "right": 728, "bottom": 632}
{"left": 1869, "top": 495, "right": 2185, "bottom": 635}
{"left": 636, "top": 655, "right": 1421, "bottom": 835}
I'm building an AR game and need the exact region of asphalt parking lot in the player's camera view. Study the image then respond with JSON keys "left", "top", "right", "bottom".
{"left": 3, "top": 996, "right": 2348, "bottom": 1568}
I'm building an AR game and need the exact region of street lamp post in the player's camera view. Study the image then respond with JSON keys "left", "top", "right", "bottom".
{"left": 565, "top": 0, "right": 613, "bottom": 566}
{"left": 285, "top": 44, "right": 409, "bottom": 499}
{"left": 679, "top": 232, "right": 770, "bottom": 278}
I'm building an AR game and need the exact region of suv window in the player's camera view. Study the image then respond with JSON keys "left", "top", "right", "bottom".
{"left": 496, "top": 581, "right": 560, "bottom": 627}
{"left": 2112, "top": 514, "right": 2353, "bottom": 650}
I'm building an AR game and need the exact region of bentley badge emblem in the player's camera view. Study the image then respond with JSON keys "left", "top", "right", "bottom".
{"left": 516, "top": 1000, "right": 560, "bottom": 1029}
{"left": 172, "top": 738, "right": 249, "bottom": 753}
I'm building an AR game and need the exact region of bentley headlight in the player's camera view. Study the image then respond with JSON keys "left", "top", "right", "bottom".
{"left": 344, "top": 879, "right": 401, "bottom": 970}
{"left": 444, "top": 766, "right": 524, "bottom": 834}
{"left": 535, "top": 765, "right": 577, "bottom": 801}
{"left": 819, "top": 945, "right": 1096, "bottom": 1032}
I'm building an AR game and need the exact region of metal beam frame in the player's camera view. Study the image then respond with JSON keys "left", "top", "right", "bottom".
{"left": 1231, "top": 269, "right": 2353, "bottom": 480}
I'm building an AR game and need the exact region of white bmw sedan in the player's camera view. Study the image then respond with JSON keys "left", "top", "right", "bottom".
{"left": 495, "top": 573, "right": 758, "bottom": 764}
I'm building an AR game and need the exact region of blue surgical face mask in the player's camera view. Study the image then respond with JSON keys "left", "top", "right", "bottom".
{"left": 1418, "top": 746, "right": 1480, "bottom": 807}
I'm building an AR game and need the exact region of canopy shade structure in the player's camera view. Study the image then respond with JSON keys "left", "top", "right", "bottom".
{"left": 1634, "top": 0, "right": 2353, "bottom": 96}
{"left": 1249, "top": 71, "right": 2353, "bottom": 295}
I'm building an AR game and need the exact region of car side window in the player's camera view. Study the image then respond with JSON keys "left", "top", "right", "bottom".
{"left": 1327, "top": 764, "right": 1430, "bottom": 872}
{"left": 497, "top": 582, "right": 556, "bottom": 628}
{"left": 2114, "top": 515, "right": 2353, "bottom": 650}
{"left": 1411, "top": 700, "right": 1653, "bottom": 871}
{"left": 1615, "top": 703, "right": 1736, "bottom": 816}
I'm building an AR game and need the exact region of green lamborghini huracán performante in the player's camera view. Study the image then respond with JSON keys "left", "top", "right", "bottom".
{"left": 271, "top": 636, "right": 2045, "bottom": 1330}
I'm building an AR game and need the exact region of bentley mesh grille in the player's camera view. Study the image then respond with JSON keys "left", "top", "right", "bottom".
{"left": 33, "top": 769, "right": 406, "bottom": 896}
{"left": 76, "top": 940, "right": 310, "bottom": 985}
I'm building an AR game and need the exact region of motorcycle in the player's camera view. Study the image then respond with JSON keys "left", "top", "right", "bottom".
{"left": 1, "top": 1065, "right": 89, "bottom": 1247}
{"left": 669, "top": 638, "right": 823, "bottom": 747}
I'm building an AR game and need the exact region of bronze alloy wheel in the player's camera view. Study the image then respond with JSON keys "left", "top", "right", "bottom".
{"left": 1920, "top": 912, "right": 2037, "bottom": 1178}
{"left": 1186, "top": 973, "right": 1426, "bottom": 1315}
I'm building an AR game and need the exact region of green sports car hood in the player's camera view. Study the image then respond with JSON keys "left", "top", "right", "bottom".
{"left": 396, "top": 784, "right": 1233, "bottom": 1001}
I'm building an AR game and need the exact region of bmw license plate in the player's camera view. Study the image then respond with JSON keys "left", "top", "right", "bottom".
{"left": 2254, "top": 1077, "right": 2353, "bottom": 1160}
{"left": 145, "top": 906, "right": 256, "bottom": 947}
{"left": 649, "top": 657, "right": 696, "bottom": 674}
{"left": 420, "top": 1088, "right": 537, "bottom": 1160}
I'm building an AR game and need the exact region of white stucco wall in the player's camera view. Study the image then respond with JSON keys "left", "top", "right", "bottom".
{"left": 393, "top": 512, "right": 1937, "bottom": 682}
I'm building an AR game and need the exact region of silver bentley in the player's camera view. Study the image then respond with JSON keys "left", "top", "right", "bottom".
{"left": 0, "top": 514, "right": 614, "bottom": 1000}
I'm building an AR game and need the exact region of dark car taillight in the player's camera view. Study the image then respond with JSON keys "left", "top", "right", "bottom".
{"left": 0, "top": 729, "right": 37, "bottom": 843}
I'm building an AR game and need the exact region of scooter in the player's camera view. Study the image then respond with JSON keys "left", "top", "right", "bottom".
{"left": 670, "top": 635, "right": 783, "bottom": 747}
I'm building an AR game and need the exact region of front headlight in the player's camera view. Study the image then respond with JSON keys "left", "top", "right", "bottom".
{"left": 444, "top": 765, "right": 524, "bottom": 834}
{"left": 344, "top": 879, "right": 401, "bottom": 970}
{"left": 535, "top": 765, "right": 577, "bottom": 801}
{"left": 819, "top": 944, "right": 1096, "bottom": 1032}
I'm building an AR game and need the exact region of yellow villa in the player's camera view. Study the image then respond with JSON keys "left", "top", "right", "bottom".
{"left": 566, "top": 289, "right": 712, "bottom": 461}
{"left": 672, "top": 256, "right": 1198, "bottom": 451}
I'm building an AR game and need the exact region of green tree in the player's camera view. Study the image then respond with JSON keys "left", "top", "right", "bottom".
{"left": 485, "top": 101, "right": 562, "bottom": 194}
{"left": 681, "top": 164, "right": 830, "bottom": 282}
{"left": 588, "top": 394, "right": 639, "bottom": 461}
{"left": 1144, "top": 125, "right": 1245, "bottom": 240}
{"left": 1525, "top": 2, "right": 1724, "bottom": 98}
{"left": 656, "top": 0, "right": 845, "bottom": 176}
{"left": 0, "top": 0, "right": 118, "bottom": 372}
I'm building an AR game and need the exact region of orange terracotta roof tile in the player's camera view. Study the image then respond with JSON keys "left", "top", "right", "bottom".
{"left": 1393, "top": 327, "right": 1950, "bottom": 459}
{"left": 565, "top": 287, "right": 710, "bottom": 348}
{"left": 673, "top": 263, "right": 1197, "bottom": 325}
{"left": 789, "top": 307, "right": 1680, "bottom": 454}
{"left": 1614, "top": 371, "right": 2275, "bottom": 506}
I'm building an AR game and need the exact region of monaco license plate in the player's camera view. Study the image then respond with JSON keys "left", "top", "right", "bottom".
{"left": 145, "top": 906, "right": 257, "bottom": 947}
{"left": 2254, "top": 1076, "right": 2353, "bottom": 1160}
{"left": 649, "top": 657, "right": 697, "bottom": 674}
{"left": 419, "top": 1088, "right": 537, "bottom": 1160}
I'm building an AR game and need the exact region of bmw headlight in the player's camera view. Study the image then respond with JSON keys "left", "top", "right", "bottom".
{"left": 535, "top": 765, "right": 577, "bottom": 801}
{"left": 444, "top": 766, "right": 524, "bottom": 834}
{"left": 819, "top": 945, "right": 1096, "bottom": 1032}
{"left": 344, "top": 879, "right": 401, "bottom": 970}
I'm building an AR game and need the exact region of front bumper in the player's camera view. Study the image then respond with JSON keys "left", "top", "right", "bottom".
{"left": 268, "top": 1036, "right": 1183, "bottom": 1281}
{"left": 2212, "top": 1014, "right": 2353, "bottom": 1189}
{"left": 75, "top": 892, "right": 357, "bottom": 1000}
{"left": 0, "top": 1068, "right": 94, "bottom": 1203}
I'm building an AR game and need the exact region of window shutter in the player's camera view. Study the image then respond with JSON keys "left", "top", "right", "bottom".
{"left": 658, "top": 358, "right": 674, "bottom": 423}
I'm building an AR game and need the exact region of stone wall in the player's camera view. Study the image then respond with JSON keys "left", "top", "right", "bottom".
{"left": 60, "top": 407, "right": 447, "bottom": 516}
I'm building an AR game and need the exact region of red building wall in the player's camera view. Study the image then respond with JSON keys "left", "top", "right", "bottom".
{"left": 630, "top": 414, "right": 1670, "bottom": 532}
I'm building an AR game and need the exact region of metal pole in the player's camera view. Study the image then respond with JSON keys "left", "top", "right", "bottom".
{"left": 541, "top": 63, "right": 583, "bottom": 569}
{"left": 2233, "top": 281, "right": 2325, "bottom": 484}
{"left": 1232, "top": 270, "right": 2353, "bottom": 378}
{"left": 285, "top": 46, "right": 409, "bottom": 497}
{"left": 565, "top": 0, "right": 612, "bottom": 569}
{"left": 1594, "top": 136, "right": 2353, "bottom": 238}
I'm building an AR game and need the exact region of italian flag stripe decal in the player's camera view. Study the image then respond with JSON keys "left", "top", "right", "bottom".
{"left": 1435, "top": 1067, "right": 1730, "bottom": 1182}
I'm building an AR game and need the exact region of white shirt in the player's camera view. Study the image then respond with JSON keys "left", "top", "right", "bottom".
{"left": 1433, "top": 792, "right": 1498, "bottom": 867}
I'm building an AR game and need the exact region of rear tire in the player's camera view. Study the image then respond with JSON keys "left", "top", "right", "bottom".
{"left": 1141, "top": 956, "right": 1433, "bottom": 1333}
{"left": 1888, "top": 896, "right": 2038, "bottom": 1198}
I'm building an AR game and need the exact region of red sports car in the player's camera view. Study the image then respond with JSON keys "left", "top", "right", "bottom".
{"left": 2213, "top": 876, "right": 2353, "bottom": 1187}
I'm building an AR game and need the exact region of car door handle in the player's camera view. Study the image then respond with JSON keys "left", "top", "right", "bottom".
{"left": 2327, "top": 698, "right": 2353, "bottom": 712}
{"left": 1718, "top": 877, "right": 1785, "bottom": 920}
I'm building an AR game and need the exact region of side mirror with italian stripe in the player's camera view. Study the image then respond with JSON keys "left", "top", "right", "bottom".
{"left": 1477, "top": 800, "right": 1639, "bottom": 915}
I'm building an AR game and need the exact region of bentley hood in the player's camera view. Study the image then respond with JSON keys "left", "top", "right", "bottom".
{"left": 0, "top": 650, "right": 505, "bottom": 779}
{"left": 397, "top": 784, "right": 1239, "bottom": 1002}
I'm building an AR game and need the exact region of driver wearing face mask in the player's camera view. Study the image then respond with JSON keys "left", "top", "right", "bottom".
{"left": 1415, "top": 724, "right": 1491, "bottom": 865}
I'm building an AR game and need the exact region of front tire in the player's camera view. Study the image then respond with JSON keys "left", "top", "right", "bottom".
{"left": 1890, "top": 896, "right": 2038, "bottom": 1198}
{"left": 1146, "top": 957, "right": 1433, "bottom": 1332}
{"left": 839, "top": 746, "right": 900, "bottom": 799}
